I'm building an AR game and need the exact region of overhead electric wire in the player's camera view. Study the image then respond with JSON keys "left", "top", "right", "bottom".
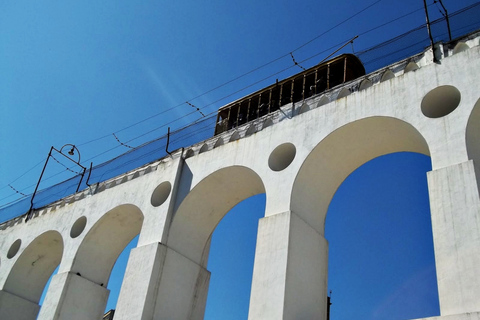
{"left": 80, "top": 0, "right": 388, "bottom": 149}
{"left": 290, "top": 0, "right": 384, "bottom": 53}
{"left": 0, "top": 158, "right": 47, "bottom": 193}
{"left": 0, "top": 0, "right": 446, "bottom": 208}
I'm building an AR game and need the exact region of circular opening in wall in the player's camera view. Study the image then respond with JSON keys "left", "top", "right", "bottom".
{"left": 70, "top": 216, "right": 87, "bottom": 238}
{"left": 421, "top": 85, "right": 461, "bottom": 118}
{"left": 7, "top": 239, "right": 21, "bottom": 259}
{"left": 151, "top": 181, "right": 172, "bottom": 207}
{"left": 268, "top": 143, "right": 296, "bottom": 172}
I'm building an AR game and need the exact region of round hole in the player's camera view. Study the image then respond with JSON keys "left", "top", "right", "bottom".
{"left": 421, "top": 85, "right": 461, "bottom": 118}
{"left": 7, "top": 239, "right": 21, "bottom": 259}
{"left": 70, "top": 216, "right": 87, "bottom": 238}
{"left": 151, "top": 181, "right": 172, "bottom": 207}
{"left": 268, "top": 143, "right": 296, "bottom": 171}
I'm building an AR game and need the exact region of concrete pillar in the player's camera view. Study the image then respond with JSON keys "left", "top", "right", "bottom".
{"left": 37, "top": 272, "right": 109, "bottom": 320}
{"left": 0, "top": 290, "right": 40, "bottom": 320}
{"left": 114, "top": 243, "right": 167, "bottom": 320}
{"left": 115, "top": 242, "right": 210, "bottom": 320}
{"left": 152, "top": 246, "right": 210, "bottom": 320}
{"left": 248, "top": 211, "right": 328, "bottom": 320}
{"left": 428, "top": 160, "right": 480, "bottom": 315}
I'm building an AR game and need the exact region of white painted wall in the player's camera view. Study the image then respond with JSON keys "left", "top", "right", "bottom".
{"left": 0, "top": 35, "right": 479, "bottom": 320}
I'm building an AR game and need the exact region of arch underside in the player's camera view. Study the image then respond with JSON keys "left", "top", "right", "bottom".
{"left": 168, "top": 166, "right": 266, "bottom": 266}
{"left": 466, "top": 98, "right": 480, "bottom": 188}
{"left": 291, "top": 116, "right": 430, "bottom": 235}
{"left": 4, "top": 230, "right": 63, "bottom": 304}
{"left": 72, "top": 204, "right": 144, "bottom": 285}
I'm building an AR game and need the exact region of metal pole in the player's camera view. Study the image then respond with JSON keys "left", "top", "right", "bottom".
{"left": 166, "top": 127, "right": 173, "bottom": 157}
{"left": 26, "top": 144, "right": 86, "bottom": 221}
{"left": 26, "top": 147, "right": 53, "bottom": 221}
{"left": 85, "top": 162, "right": 93, "bottom": 187}
{"left": 423, "top": 0, "right": 438, "bottom": 62}
{"left": 437, "top": 0, "right": 452, "bottom": 41}
{"left": 319, "top": 35, "right": 358, "bottom": 64}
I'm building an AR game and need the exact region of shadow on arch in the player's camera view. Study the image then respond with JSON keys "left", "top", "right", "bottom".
{"left": 64, "top": 204, "right": 143, "bottom": 318}
{"left": 72, "top": 204, "right": 143, "bottom": 286}
{"left": 466, "top": 97, "right": 480, "bottom": 186}
{"left": 168, "top": 165, "right": 266, "bottom": 266}
{"left": 159, "top": 166, "right": 265, "bottom": 318}
{"left": 291, "top": 116, "right": 431, "bottom": 234}
{"left": 1, "top": 230, "right": 63, "bottom": 319}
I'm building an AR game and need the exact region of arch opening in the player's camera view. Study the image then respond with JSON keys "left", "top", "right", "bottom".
{"left": 104, "top": 235, "right": 139, "bottom": 313}
{"left": 204, "top": 194, "right": 266, "bottom": 320}
{"left": 73, "top": 204, "right": 143, "bottom": 286}
{"left": 169, "top": 166, "right": 265, "bottom": 265}
{"left": 290, "top": 116, "right": 436, "bottom": 319}
{"left": 68, "top": 204, "right": 143, "bottom": 317}
{"left": 325, "top": 152, "right": 439, "bottom": 319}
{"left": 163, "top": 166, "right": 266, "bottom": 319}
{"left": 3, "top": 230, "right": 63, "bottom": 318}
{"left": 291, "top": 116, "right": 430, "bottom": 234}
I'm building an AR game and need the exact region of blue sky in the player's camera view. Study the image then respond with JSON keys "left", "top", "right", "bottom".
{"left": 1, "top": 1, "right": 478, "bottom": 319}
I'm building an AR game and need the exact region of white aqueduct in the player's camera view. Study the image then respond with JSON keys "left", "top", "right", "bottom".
{"left": 1, "top": 32, "right": 480, "bottom": 320}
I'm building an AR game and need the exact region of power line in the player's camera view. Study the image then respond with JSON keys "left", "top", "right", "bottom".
{"left": 78, "top": 0, "right": 388, "bottom": 150}
{"left": 0, "top": 1, "right": 438, "bottom": 205}
{"left": 113, "top": 133, "right": 135, "bottom": 149}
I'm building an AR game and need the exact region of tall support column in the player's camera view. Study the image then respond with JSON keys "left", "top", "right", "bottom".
{"left": 0, "top": 290, "right": 40, "bottom": 320}
{"left": 37, "top": 272, "right": 109, "bottom": 320}
{"left": 115, "top": 242, "right": 210, "bottom": 320}
{"left": 248, "top": 211, "right": 328, "bottom": 320}
{"left": 115, "top": 243, "right": 166, "bottom": 320}
{"left": 428, "top": 160, "right": 480, "bottom": 315}
{"left": 152, "top": 246, "right": 210, "bottom": 320}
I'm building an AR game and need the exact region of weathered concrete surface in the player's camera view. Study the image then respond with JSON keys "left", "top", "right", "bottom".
{"left": 115, "top": 243, "right": 166, "bottom": 320}
{"left": 0, "top": 35, "right": 479, "bottom": 319}
{"left": 0, "top": 290, "right": 40, "bottom": 320}
{"left": 37, "top": 272, "right": 109, "bottom": 320}
{"left": 428, "top": 161, "right": 480, "bottom": 315}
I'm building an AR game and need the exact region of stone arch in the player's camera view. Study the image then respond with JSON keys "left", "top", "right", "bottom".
{"left": 71, "top": 204, "right": 144, "bottom": 286}
{"left": 3, "top": 230, "right": 63, "bottom": 316}
{"left": 291, "top": 116, "right": 430, "bottom": 234}
{"left": 466, "top": 98, "right": 480, "bottom": 184}
{"left": 151, "top": 167, "right": 266, "bottom": 319}
{"left": 168, "top": 166, "right": 266, "bottom": 266}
